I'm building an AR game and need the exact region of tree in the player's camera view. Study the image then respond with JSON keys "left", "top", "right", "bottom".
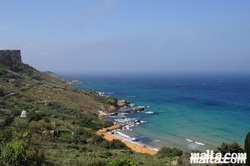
{"left": 0, "top": 131, "right": 45, "bottom": 166}
{"left": 245, "top": 132, "right": 250, "bottom": 166}
{"left": 217, "top": 142, "right": 244, "bottom": 156}
{"left": 217, "top": 142, "right": 245, "bottom": 166}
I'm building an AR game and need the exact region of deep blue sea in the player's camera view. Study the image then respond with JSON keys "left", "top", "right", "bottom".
{"left": 64, "top": 73, "right": 250, "bottom": 151}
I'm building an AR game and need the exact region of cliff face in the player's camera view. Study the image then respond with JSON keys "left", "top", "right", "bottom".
{"left": 0, "top": 50, "right": 22, "bottom": 66}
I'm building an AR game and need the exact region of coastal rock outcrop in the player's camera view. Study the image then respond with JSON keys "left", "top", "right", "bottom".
{"left": 133, "top": 107, "right": 145, "bottom": 112}
{"left": 117, "top": 99, "right": 130, "bottom": 107}
{"left": 107, "top": 105, "right": 117, "bottom": 111}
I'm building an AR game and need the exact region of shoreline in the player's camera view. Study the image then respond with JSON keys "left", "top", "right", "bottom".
{"left": 97, "top": 124, "right": 158, "bottom": 155}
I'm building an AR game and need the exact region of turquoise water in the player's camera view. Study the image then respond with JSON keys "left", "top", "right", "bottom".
{"left": 65, "top": 73, "right": 250, "bottom": 151}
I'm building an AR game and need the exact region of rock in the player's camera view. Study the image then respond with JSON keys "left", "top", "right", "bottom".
{"left": 133, "top": 107, "right": 144, "bottom": 112}
{"left": 134, "top": 119, "right": 141, "bottom": 124}
{"left": 107, "top": 105, "right": 117, "bottom": 111}
{"left": 109, "top": 112, "right": 118, "bottom": 116}
{"left": 117, "top": 100, "right": 130, "bottom": 107}
{"left": 124, "top": 109, "right": 132, "bottom": 114}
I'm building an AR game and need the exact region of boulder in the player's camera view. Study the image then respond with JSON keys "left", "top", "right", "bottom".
{"left": 117, "top": 100, "right": 130, "bottom": 107}
{"left": 133, "top": 107, "right": 144, "bottom": 112}
{"left": 107, "top": 105, "right": 117, "bottom": 111}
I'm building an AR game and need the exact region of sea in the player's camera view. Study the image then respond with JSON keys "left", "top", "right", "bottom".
{"left": 64, "top": 72, "right": 250, "bottom": 151}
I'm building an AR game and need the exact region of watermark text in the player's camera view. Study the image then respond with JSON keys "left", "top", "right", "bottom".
{"left": 190, "top": 150, "right": 246, "bottom": 164}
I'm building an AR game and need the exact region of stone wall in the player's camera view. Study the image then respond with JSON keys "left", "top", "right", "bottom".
{"left": 0, "top": 50, "right": 22, "bottom": 66}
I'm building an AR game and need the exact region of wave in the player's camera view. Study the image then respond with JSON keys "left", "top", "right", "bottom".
{"left": 97, "top": 92, "right": 105, "bottom": 96}
{"left": 131, "top": 137, "right": 139, "bottom": 141}
{"left": 195, "top": 141, "right": 205, "bottom": 146}
{"left": 185, "top": 138, "right": 205, "bottom": 145}
{"left": 152, "top": 139, "right": 160, "bottom": 142}
{"left": 114, "top": 118, "right": 136, "bottom": 123}
{"left": 129, "top": 103, "right": 135, "bottom": 107}
{"left": 185, "top": 138, "right": 193, "bottom": 142}
{"left": 145, "top": 111, "right": 154, "bottom": 114}
{"left": 116, "top": 131, "right": 131, "bottom": 139}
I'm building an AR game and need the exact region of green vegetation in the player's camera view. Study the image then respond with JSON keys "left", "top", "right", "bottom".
{"left": 1, "top": 131, "right": 45, "bottom": 166}
{"left": 107, "top": 159, "right": 138, "bottom": 166}
{"left": 0, "top": 64, "right": 7, "bottom": 75}
{"left": 217, "top": 142, "right": 244, "bottom": 156}
{"left": 245, "top": 132, "right": 250, "bottom": 166}
{"left": 0, "top": 59, "right": 180, "bottom": 165}
{"left": 216, "top": 142, "right": 245, "bottom": 166}
{"left": 156, "top": 147, "right": 183, "bottom": 158}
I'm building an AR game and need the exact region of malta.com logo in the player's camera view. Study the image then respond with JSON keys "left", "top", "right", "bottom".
{"left": 190, "top": 150, "right": 247, "bottom": 164}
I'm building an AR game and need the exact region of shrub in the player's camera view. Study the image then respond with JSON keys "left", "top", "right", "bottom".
{"left": 1, "top": 139, "right": 34, "bottom": 165}
{"left": 102, "top": 120, "right": 113, "bottom": 128}
{"left": 71, "top": 135, "right": 88, "bottom": 145}
{"left": 0, "top": 88, "right": 4, "bottom": 96}
{"left": 28, "top": 112, "right": 42, "bottom": 122}
{"left": 67, "top": 144, "right": 80, "bottom": 150}
{"left": 43, "top": 116, "right": 50, "bottom": 122}
{"left": 75, "top": 128, "right": 92, "bottom": 139}
{"left": 0, "top": 131, "right": 45, "bottom": 166}
{"left": 107, "top": 159, "right": 138, "bottom": 166}
{"left": 0, "top": 65, "right": 7, "bottom": 76}
{"left": 90, "top": 134, "right": 104, "bottom": 144}
{"left": 80, "top": 146, "right": 88, "bottom": 153}
{"left": 217, "top": 142, "right": 244, "bottom": 156}
{"left": 99, "top": 151, "right": 113, "bottom": 158}
{"left": 109, "top": 139, "right": 128, "bottom": 150}
{"left": 156, "top": 147, "right": 183, "bottom": 158}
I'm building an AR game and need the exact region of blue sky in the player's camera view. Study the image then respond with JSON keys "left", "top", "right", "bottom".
{"left": 1, "top": 0, "right": 250, "bottom": 73}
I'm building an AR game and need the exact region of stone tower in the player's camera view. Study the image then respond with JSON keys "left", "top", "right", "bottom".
{"left": 0, "top": 50, "right": 22, "bottom": 66}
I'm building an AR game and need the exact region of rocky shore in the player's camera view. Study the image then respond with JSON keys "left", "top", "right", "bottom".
{"left": 97, "top": 99, "right": 158, "bottom": 155}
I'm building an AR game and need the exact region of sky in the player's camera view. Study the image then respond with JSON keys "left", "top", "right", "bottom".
{"left": 0, "top": 0, "right": 250, "bottom": 74}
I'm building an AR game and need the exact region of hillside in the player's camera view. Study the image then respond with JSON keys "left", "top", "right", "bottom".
{"left": 0, "top": 51, "right": 181, "bottom": 166}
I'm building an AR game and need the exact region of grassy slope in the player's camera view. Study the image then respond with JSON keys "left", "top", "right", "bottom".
{"left": 0, "top": 62, "right": 181, "bottom": 166}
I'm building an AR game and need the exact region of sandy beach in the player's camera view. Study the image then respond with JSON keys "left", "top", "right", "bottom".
{"left": 97, "top": 124, "right": 158, "bottom": 155}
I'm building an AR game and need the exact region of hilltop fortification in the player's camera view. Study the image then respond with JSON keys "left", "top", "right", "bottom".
{"left": 0, "top": 50, "right": 22, "bottom": 66}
